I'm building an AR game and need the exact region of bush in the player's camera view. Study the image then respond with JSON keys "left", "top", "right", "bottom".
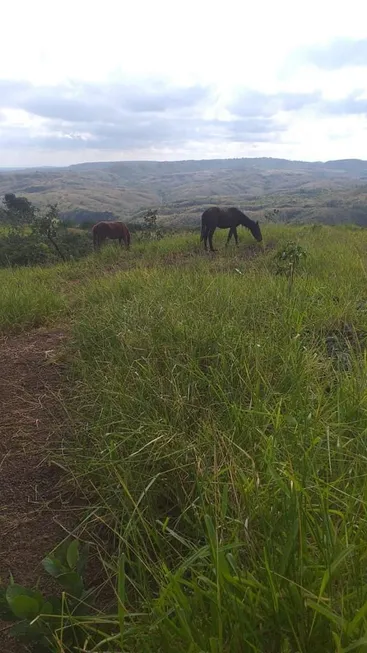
{"left": 0, "top": 230, "right": 92, "bottom": 267}
{"left": 0, "top": 233, "right": 51, "bottom": 267}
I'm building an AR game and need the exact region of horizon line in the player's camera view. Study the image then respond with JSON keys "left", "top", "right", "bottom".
{"left": 1, "top": 155, "right": 367, "bottom": 171}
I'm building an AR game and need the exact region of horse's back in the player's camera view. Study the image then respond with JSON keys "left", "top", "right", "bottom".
{"left": 201, "top": 206, "right": 222, "bottom": 225}
{"left": 93, "top": 221, "right": 110, "bottom": 235}
{"left": 93, "top": 221, "right": 128, "bottom": 237}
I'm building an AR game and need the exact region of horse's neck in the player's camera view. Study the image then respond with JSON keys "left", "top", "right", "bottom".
{"left": 241, "top": 214, "right": 255, "bottom": 230}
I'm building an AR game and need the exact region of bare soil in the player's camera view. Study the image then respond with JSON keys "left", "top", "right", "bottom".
{"left": 0, "top": 329, "right": 77, "bottom": 652}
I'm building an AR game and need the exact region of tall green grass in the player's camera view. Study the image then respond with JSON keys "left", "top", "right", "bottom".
{"left": 54, "top": 225, "right": 367, "bottom": 651}
{"left": 0, "top": 227, "right": 269, "bottom": 333}
{"left": 2, "top": 225, "right": 367, "bottom": 649}
{"left": 0, "top": 266, "right": 67, "bottom": 332}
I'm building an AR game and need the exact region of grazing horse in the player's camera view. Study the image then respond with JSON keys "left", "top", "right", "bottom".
{"left": 200, "top": 207, "right": 262, "bottom": 252}
{"left": 92, "top": 221, "right": 131, "bottom": 251}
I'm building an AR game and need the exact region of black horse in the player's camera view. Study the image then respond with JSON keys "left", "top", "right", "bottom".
{"left": 200, "top": 207, "right": 262, "bottom": 252}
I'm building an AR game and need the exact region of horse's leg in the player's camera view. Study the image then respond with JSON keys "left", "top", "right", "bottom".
{"left": 233, "top": 226, "right": 239, "bottom": 246}
{"left": 225, "top": 227, "right": 234, "bottom": 247}
{"left": 118, "top": 234, "right": 129, "bottom": 250}
{"left": 208, "top": 228, "right": 216, "bottom": 252}
{"left": 203, "top": 226, "right": 209, "bottom": 251}
{"left": 93, "top": 230, "right": 99, "bottom": 251}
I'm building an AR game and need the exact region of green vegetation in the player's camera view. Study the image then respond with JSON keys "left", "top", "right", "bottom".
{"left": 1, "top": 224, "right": 367, "bottom": 651}
{"left": 0, "top": 539, "right": 90, "bottom": 652}
{"left": 0, "top": 266, "right": 67, "bottom": 332}
{"left": 0, "top": 193, "right": 93, "bottom": 267}
{"left": 275, "top": 241, "right": 308, "bottom": 291}
{"left": 0, "top": 194, "right": 170, "bottom": 267}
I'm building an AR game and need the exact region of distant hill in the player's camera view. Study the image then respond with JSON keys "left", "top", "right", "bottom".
{"left": 1, "top": 157, "right": 367, "bottom": 227}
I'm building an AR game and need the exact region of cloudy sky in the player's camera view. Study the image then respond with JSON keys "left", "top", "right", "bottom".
{"left": 1, "top": 0, "right": 366, "bottom": 167}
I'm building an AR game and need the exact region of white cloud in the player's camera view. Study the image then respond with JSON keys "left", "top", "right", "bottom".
{"left": 0, "top": 0, "right": 367, "bottom": 166}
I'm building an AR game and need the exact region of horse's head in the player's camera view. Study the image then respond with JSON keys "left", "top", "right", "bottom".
{"left": 238, "top": 211, "right": 263, "bottom": 242}
{"left": 251, "top": 220, "right": 263, "bottom": 242}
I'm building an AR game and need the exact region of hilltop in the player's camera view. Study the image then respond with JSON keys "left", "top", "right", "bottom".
{"left": 1, "top": 156, "right": 367, "bottom": 226}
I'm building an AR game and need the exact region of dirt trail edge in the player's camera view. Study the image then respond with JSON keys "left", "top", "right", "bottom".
{"left": 0, "top": 329, "right": 77, "bottom": 652}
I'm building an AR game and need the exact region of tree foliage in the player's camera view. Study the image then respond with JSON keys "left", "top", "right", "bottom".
{"left": 33, "top": 203, "right": 66, "bottom": 261}
{"left": 1, "top": 194, "right": 67, "bottom": 261}
{"left": 0, "top": 193, "right": 94, "bottom": 266}
{"left": 3, "top": 193, "right": 36, "bottom": 224}
{"left": 141, "top": 208, "right": 163, "bottom": 240}
{"left": 0, "top": 195, "right": 167, "bottom": 267}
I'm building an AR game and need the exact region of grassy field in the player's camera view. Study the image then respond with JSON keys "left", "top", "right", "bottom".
{"left": 2, "top": 225, "right": 367, "bottom": 652}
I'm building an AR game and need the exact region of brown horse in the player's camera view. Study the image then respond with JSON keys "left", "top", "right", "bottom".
{"left": 200, "top": 207, "right": 262, "bottom": 252}
{"left": 92, "top": 221, "right": 131, "bottom": 250}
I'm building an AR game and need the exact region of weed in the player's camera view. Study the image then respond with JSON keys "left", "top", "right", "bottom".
{"left": 0, "top": 540, "right": 91, "bottom": 652}
{"left": 275, "top": 240, "right": 307, "bottom": 291}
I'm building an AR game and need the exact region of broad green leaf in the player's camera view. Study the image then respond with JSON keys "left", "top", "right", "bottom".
{"left": 48, "top": 596, "right": 62, "bottom": 613}
{"left": 57, "top": 571, "right": 84, "bottom": 598}
{"left": 32, "top": 589, "right": 44, "bottom": 608}
{"left": 6, "top": 584, "right": 43, "bottom": 609}
{"left": 76, "top": 543, "right": 90, "bottom": 576}
{"left": 42, "top": 556, "right": 65, "bottom": 578}
{"left": 10, "top": 621, "right": 49, "bottom": 650}
{"left": 40, "top": 601, "right": 54, "bottom": 616}
{"left": 66, "top": 539, "right": 79, "bottom": 569}
{"left": 9, "top": 595, "right": 40, "bottom": 620}
{"left": 10, "top": 621, "right": 40, "bottom": 639}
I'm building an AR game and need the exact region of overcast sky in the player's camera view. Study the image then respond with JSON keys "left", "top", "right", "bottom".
{"left": 1, "top": 0, "right": 366, "bottom": 167}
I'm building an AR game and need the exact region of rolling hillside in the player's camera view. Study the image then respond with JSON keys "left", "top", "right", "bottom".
{"left": 1, "top": 157, "right": 367, "bottom": 227}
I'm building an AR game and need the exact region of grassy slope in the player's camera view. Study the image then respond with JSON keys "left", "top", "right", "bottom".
{"left": 2, "top": 225, "right": 367, "bottom": 651}
{"left": 2, "top": 157, "right": 367, "bottom": 227}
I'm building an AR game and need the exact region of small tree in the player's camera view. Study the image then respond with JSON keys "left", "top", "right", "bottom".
{"left": 1, "top": 194, "right": 66, "bottom": 262}
{"left": 143, "top": 208, "right": 158, "bottom": 230}
{"left": 32, "top": 203, "right": 66, "bottom": 261}
{"left": 274, "top": 241, "right": 307, "bottom": 292}
{"left": 264, "top": 208, "right": 280, "bottom": 223}
{"left": 140, "top": 208, "right": 163, "bottom": 240}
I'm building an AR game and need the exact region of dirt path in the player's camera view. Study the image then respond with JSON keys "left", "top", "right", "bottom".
{"left": 0, "top": 329, "right": 76, "bottom": 652}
